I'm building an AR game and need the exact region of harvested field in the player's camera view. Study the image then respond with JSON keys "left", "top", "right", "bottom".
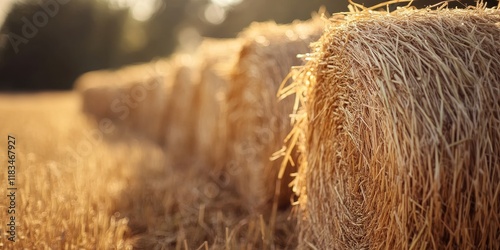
{"left": 0, "top": 93, "right": 134, "bottom": 249}
{"left": 0, "top": 92, "right": 296, "bottom": 249}
{"left": 225, "top": 18, "right": 325, "bottom": 212}
{"left": 284, "top": 7, "right": 500, "bottom": 249}
{"left": 10, "top": 4, "right": 499, "bottom": 249}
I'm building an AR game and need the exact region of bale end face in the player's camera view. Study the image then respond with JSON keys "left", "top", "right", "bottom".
{"left": 290, "top": 8, "right": 500, "bottom": 249}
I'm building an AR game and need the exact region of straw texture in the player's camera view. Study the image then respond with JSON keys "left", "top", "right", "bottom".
{"left": 286, "top": 7, "right": 500, "bottom": 249}
{"left": 226, "top": 18, "right": 325, "bottom": 211}
{"left": 192, "top": 39, "right": 242, "bottom": 170}
{"left": 160, "top": 54, "right": 199, "bottom": 164}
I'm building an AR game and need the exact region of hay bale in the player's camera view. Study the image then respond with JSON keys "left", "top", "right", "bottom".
{"left": 75, "top": 69, "right": 122, "bottom": 119}
{"left": 75, "top": 60, "right": 169, "bottom": 142}
{"left": 160, "top": 53, "right": 199, "bottom": 163}
{"left": 287, "top": 7, "right": 500, "bottom": 249}
{"left": 225, "top": 18, "right": 325, "bottom": 211}
{"left": 192, "top": 38, "right": 242, "bottom": 170}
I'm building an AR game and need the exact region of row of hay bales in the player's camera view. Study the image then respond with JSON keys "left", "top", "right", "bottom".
{"left": 285, "top": 7, "right": 500, "bottom": 249}
{"left": 76, "top": 17, "right": 324, "bottom": 213}
{"left": 76, "top": 5, "right": 500, "bottom": 249}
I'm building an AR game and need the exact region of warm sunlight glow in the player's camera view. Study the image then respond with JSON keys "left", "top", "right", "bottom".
{"left": 211, "top": 0, "right": 243, "bottom": 8}
{"left": 132, "top": 0, "right": 160, "bottom": 22}
{"left": 204, "top": 3, "right": 226, "bottom": 25}
{"left": 107, "top": 0, "right": 160, "bottom": 22}
{"left": 177, "top": 26, "right": 202, "bottom": 52}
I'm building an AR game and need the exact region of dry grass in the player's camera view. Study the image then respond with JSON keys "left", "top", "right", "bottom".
{"left": 225, "top": 18, "right": 325, "bottom": 213}
{"left": 0, "top": 92, "right": 297, "bottom": 249}
{"left": 283, "top": 6, "right": 500, "bottom": 249}
{"left": 0, "top": 93, "right": 133, "bottom": 249}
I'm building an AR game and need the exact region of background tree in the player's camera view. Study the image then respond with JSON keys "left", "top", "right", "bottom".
{"left": 0, "top": 0, "right": 494, "bottom": 90}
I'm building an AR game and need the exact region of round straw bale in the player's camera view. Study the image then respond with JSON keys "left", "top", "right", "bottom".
{"left": 75, "top": 69, "right": 121, "bottom": 119}
{"left": 75, "top": 59, "right": 170, "bottom": 142}
{"left": 226, "top": 18, "right": 325, "bottom": 211}
{"left": 192, "top": 38, "right": 242, "bottom": 171}
{"left": 160, "top": 53, "right": 199, "bottom": 164}
{"left": 288, "top": 8, "right": 500, "bottom": 249}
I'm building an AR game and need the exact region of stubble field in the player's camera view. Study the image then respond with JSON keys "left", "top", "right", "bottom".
{"left": 0, "top": 92, "right": 295, "bottom": 249}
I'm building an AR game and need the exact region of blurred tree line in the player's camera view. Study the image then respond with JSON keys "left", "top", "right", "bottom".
{"left": 0, "top": 0, "right": 495, "bottom": 90}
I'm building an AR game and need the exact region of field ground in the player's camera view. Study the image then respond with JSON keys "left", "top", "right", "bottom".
{"left": 0, "top": 92, "right": 295, "bottom": 249}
